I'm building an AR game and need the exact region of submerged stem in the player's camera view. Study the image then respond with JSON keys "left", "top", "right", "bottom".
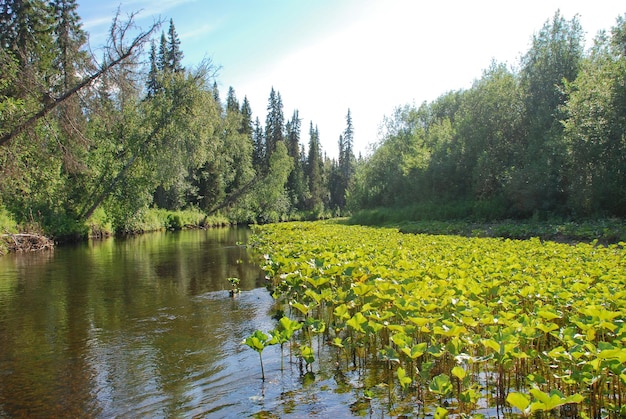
{"left": 259, "top": 352, "right": 265, "bottom": 381}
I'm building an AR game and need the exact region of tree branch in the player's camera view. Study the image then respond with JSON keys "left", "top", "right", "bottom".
{"left": 0, "top": 13, "right": 161, "bottom": 148}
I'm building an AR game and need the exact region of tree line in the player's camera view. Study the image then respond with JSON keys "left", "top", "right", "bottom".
{"left": 349, "top": 11, "right": 626, "bottom": 220}
{"left": 1, "top": 5, "right": 624, "bottom": 241}
{"left": 0, "top": 1, "right": 356, "bottom": 238}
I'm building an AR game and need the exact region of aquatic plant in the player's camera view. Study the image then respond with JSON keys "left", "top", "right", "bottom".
{"left": 269, "top": 316, "right": 302, "bottom": 370}
{"left": 227, "top": 277, "right": 241, "bottom": 295}
{"left": 251, "top": 221, "right": 625, "bottom": 416}
{"left": 243, "top": 330, "right": 272, "bottom": 380}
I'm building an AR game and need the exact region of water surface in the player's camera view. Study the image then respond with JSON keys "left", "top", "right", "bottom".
{"left": 0, "top": 228, "right": 388, "bottom": 418}
{"left": 0, "top": 229, "right": 275, "bottom": 417}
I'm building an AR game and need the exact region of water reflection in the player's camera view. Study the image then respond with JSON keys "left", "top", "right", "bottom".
{"left": 0, "top": 228, "right": 272, "bottom": 417}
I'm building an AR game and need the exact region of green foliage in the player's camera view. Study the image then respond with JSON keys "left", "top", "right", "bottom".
{"left": 252, "top": 220, "right": 626, "bottom": 417}
{"left": 243, "top": 330, "right": 272, "bottom": 380}
{"left": 3, "top": 4, "right": 625, "bottom": 246}
{"left": 0, "top": 206, "right": 18, "bottom": 234}
{"left": 350, "top": 12, "right": 625, "bottom": 220}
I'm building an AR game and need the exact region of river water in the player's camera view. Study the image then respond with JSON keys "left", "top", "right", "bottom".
{"left": 0, "top": 228, "right": 377, "bottom": 418}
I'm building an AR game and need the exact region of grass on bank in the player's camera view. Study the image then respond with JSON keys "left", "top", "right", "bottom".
{"left": 89, "top": 207, "right": 230, "bottom": 237}
{"left": 349, "top": 205, "right": 626, "bottom": 244}
{"left": 1, "top": 205, "right": 232, "bottom": 255}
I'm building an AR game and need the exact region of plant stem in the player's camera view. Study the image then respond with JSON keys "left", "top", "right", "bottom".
{"left": 259, "top": 352, "right": 265, "bottom": 381}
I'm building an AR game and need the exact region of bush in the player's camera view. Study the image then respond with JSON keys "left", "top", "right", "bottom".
{"left": 0, "top": 206, "right": 18, "bottom": 234}
{"left": 86, "top": 207, "right": 113, "bottom": 238}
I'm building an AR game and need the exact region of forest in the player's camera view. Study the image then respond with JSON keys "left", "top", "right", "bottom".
{"left": 1, "top": 1, "right": 625, "bottom": 242}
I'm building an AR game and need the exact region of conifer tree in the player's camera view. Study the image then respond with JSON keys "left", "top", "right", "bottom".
{"left": 285, "top": 110, "right": 307, "bottom": 209}
{"left": 166, "top": 18, "right": 183, "bottom": 72}
{"left": 252, "top": 117, "right": 265, "bottom": 173}
{"left": 157, "top": 32, "right": 168, "bottom": 71}
{"left": 239, "top": 96, "right": 253, "bottom": 136}
{"left": 335, "top": 109, "right": 356, "bottom": 209}
{"left": 306, "top": 122, "right": 324, "bottom": 211}
{"left": 146, "top": 41, "right": 159, "bottom": 97}
{"left": 265, "top": 87, "right": 284, "bottom": 161}
{"left": 226, "top": 86, "right": 239, "bottom": 113}
{"left": 212, "top": 81, "right": 221, "bottom": 107}
{"left": 51, "top": 0, "right": 87, "bottom": 90}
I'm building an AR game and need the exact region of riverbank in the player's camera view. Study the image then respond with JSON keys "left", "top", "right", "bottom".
{"left": 349, "top": 209, "right": 626, "bottom": 245}
{"left": 0, "top": 208, "right": 232, "bottom": 256}
{"left": 393, "top": 218, "right": 626, "bottom": 245}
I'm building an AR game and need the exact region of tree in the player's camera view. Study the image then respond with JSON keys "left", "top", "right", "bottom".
{"left": 562, "top": 15, "right": 626, "bottom": 216}
{"left": 84, "top": 61, "right": 221, "bottom": 225}
{"left": 0, "top": 0, "right": 55, "bottom": 82}
{"left": 239, "top": 96, "right": 253, "bottom": 136}
{"left": 252, "top": 117, "right": 265, "bottom": 173}
{"left": 166, "top": 18, "right": 183, "bottom": 72}
{"left": 157, "top": 32, "right": 167, "bottom": 71}
{"left": 285, "top": 110, "right": 307, "bottom": 209}
{"left": 517, "top": 11, "right": 585, "bottom": 215}
{"left": 0, "top": 10, "right": 160, "bottom": 148}
{"left": 455, "top": 62, "right": 524, "bottom": 210}
{"left": 49, "top": 0, "right": 91, "bottom": 209}
{"left": 146, "top": 41, "right": 159, "bottom": 97}
{"left": 0, "top": 7, "right": 160, "bottom": 235}
{"left": 251, "top": 141, "right": 293, "bottom": 222}
{"left": 333, "top": 109, "right": 356, "bottom": 210}
{"left": 306, "top": 122, "right": 324, "bottom": 211}
{"left": 265, "top": 87, "right": 284, "bottom": 161}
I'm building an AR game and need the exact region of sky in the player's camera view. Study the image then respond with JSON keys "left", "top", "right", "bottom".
{"left": 77, "top": 0, "right": 625, "bottom": 158}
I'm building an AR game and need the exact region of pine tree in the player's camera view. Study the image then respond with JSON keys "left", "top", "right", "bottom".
{"left": 306, "top": 122, "right": 324, "bottom": 211}
{"left": 285, "top": 110, "right": 307, "bottom": 209}
{"left": 0, "top": 0, "right": 55, "bottom": 93}
{"left": 226, "top": 86, "right": 239, "bottom": 113}
{"left": 264, "top": 87, "right": 284, "bottom": 161}
{"left": 252, "top": 117, "right": 265, "bottom": 173}
{"left": 157, "top": 32, "right": 168, "bottom": 71}
{"left": 146, "top": 41, "right": 159, "bottom": 97}
{"left": 335, "top": 109, "right": 356, "bottom": 209}
{"left": 239, "top": 96, "right": 253, "bottom": 136}
{"left": 166, "top": 18, "right": 183, "bottom": 72}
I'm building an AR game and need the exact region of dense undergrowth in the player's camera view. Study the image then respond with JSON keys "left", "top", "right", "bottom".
{"left": 349, "top": 205, "right": 626, "bottom": 244}
{"left": 249, "top": 221, "right": 626, "bottom": 417}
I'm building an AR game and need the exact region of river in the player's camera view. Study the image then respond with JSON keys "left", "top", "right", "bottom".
{"left": 0, "top": 228, "right": 378, "bottom": 418}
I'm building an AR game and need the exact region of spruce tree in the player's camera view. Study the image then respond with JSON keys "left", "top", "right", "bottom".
{"left": 265, "top": 87, "right": 284, "bottom": 161}
{"left": 252, "top": 117, "right": 265, "bottom": 173}
{"left": 239, "top": 96, "right": 253, "bottom": 136}
{"left": 285, "top": 110, "right": 307, "bottom": 209}
{"left": 157, "top": 32, "right": 168, "bottom": 71}
{"left": 166, "top": 18, "right": 183, "bottom": 72}
{"left": 0, "top": 0, "right": 55, "bottom": 92}
{"left": 335, "top": 109, "right": 356, "bottom": 209}
{"left": 146, "top": 41, "right": 159, "bottom": 97}
{"left": 226, "top": 86, "right": 239, "bottom": 113}
{"left": 306, "top": 122, "right": 324, "bottom": 211}
{"left": 51, "top": 0, "right": 87, "bottom": 90}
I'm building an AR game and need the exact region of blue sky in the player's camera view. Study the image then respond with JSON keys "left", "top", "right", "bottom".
{"left": 77, "top": 0, "right": 625, "bottom": 157}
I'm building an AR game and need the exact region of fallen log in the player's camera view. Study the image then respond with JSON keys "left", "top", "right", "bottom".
{"left": 1, "top": 233, "right": 54, "bottom": 253}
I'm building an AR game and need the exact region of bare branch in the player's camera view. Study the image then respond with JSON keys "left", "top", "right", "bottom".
{"left": 0, "top": 12, "right": 162, "bottom": 148}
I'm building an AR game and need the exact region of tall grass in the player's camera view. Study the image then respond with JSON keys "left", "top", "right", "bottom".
{"left": 112, "top": 208, "right": 231, "bottom": 234}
